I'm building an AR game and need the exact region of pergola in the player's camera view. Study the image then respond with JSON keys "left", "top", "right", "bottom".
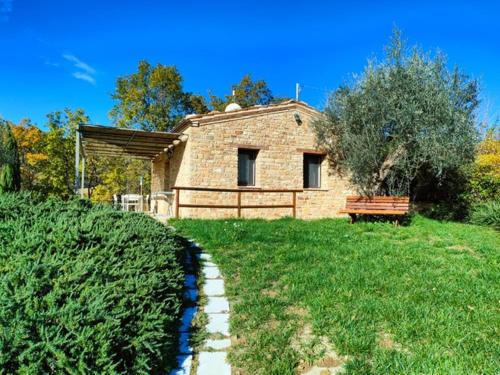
{"left": 75, "top": 124, "right": 185, "bottom": 196}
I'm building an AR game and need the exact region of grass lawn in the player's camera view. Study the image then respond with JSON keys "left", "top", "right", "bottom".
{"left": 172, "top": 216, "right": 499, "bottom": 375}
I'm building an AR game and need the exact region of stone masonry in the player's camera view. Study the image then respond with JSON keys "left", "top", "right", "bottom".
{"left": 151, "top": 100, "right": 354, "bottom": 219}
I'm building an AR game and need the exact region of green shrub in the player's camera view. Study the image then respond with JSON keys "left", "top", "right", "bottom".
{"left": 469, "top": 200, "right": 500, "bottom": 230}
{"left": 0, "top": 120, "right": 21, "bottom": 193}
{"left": 0, "top": 164, "right": 15, "bottom": 193}
{"left": 467, "top": 130, "right": 500, "bottom": 203}
{"left": 0, "top": 192, "right": 184, "bottom": 374}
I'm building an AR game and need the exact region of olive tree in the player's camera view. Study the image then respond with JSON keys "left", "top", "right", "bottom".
{"left": 313, "top": 30, "right": 479, "bottom": 198}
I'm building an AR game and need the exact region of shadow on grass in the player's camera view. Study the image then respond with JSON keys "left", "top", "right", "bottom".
{"left": 348, "top": 214, "right": 413, "bottom": 226}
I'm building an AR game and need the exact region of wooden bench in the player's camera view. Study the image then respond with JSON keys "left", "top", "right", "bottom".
{"left": 339, "top": 196, "right": 410, "bottom": 224}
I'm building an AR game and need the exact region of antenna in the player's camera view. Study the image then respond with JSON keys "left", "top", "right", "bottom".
{"left": 295, "top": 83, "right": 301, "bottom": 101}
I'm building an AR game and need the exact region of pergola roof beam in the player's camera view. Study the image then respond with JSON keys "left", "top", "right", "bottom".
{"left": 82, "top": 134, "right": 176, "bottom": 146}
{"left": 78, "top": 124, "right": 183, "bottom": 160}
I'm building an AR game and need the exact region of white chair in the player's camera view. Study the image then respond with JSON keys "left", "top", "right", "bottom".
{"left": 121, "top": 194, "right": 142, "bottom": 211}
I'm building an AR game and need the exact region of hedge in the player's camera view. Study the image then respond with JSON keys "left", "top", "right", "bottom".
{"left": 0, "top": 192, "right": 184, "bottom": 374}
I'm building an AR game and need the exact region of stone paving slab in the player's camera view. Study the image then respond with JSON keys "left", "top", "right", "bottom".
{"left": 205, "top": 296, "right": 229, "bottom": 313}
{"left": 206, "top": 313, "right": 230, "bottom": 336}
{"left": 196, "top": 252, "right": 212, "bottom": 261}
{"left": 203, "top": 266, "right": 221, "bottom": 279}
{"left": 205, "top": 338, "right": 231, "bottom": 350}
{"left": 197, "top": 352, "right": 231, "bottom": 375}
{"left": 203, "top": 279, "right": 225, "bottom": 296}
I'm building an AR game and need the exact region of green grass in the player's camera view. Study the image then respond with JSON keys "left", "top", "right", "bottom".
{"left": 172, "top": 216, "right": 500, "bottom": 375}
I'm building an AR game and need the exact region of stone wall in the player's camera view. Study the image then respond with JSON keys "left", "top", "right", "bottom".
{"left": 151, "top": 153, "right": 167, "bottom": 192}
{"left": 151, "top": 104, "right": 354, "bottom": 219}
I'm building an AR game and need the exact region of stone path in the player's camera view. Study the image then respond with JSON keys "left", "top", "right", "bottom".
{"left": 170, "top": 240, "right": 231, "bottom": 375}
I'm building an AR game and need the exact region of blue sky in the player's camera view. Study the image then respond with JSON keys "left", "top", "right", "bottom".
{"left": 1, "top": 0, "right": 499, "bottom": 129}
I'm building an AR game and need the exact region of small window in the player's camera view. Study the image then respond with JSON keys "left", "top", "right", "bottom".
{"left": 238, "top": 149, "right": 257, "bottom": 186}
{"left": 303, "top": 154, "right": 321, "bottom": 188}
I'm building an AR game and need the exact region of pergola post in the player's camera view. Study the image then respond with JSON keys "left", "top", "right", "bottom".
{"left": 74, "top": 130, "right": 80, "bottom": 194}
{"left": 80, "top": 157, "right": 85, "bottom": 198}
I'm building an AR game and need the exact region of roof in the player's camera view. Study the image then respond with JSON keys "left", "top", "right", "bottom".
{"left": 173, "top": 100, "right": 321, "bottom": 132}
{"left": 78, "top": 124, "right": 183, "bottom": 159}
{"left": 78, "top": 101, "right": 320, "bottom": 160}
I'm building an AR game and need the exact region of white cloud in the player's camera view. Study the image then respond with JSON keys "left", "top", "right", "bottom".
{"left": 63, "top": 54, "right": 96, "bottom": 75}
{"left": 62, "top": 53, "right": 97, "bottom": 85}
{"left": 73, "top": 72, "right": 96, "bottom": 85}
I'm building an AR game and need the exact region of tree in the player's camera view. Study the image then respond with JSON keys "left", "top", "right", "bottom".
{"left": 90, "top": 162, "right": 127, "bottom": 202}
{"left": 10, "top": 119, "right": 47, "bottom": 190}
{"left": 90, "top": 158, "right": 151, "bottom": 203}
{"left": 109, "top": 60, "right": 208, "bottom": 131}
{"left": 40, "top": 109, "right": 89, "bottom": 198}
{"left": 0, "top": 119, "right": 21, "bottom": 193}
{"left": 467, "top": 127, "right": 500, "bottom": 202}
{"left": 209, "top": 74, "right": 276, "bottom": 111}
{"left": 313, "top": 29, "right": 479, "bottom": 198}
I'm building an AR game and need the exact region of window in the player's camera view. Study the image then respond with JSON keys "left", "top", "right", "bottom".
{"left": 303, "top": 154, "right": 321, "bottom": 188}
{"left": 238, "top": 149, "right": 257, "bottom": 186}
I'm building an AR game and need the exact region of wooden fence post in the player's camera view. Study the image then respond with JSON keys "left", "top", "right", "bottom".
{"left": 237, "top": 191, "right": 242, "bottom": 218}
{"left": 175, "top": 188, "right": 180, "bottom": 218}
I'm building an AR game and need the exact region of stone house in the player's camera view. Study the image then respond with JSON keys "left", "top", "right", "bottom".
{"left": 149, "top": 100, "right": 353, "bottom": 219}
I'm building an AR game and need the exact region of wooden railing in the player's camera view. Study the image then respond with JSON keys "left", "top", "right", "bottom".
{"left": 172, "top": 186, "right": 303, "bottom": 218}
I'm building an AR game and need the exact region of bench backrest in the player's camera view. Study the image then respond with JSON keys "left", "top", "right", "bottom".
{"left": 345, "top": 196, "right": 410, "bottom": 213}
